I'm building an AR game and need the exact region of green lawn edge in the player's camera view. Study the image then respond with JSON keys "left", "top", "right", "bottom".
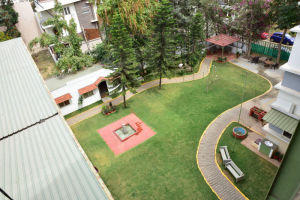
{"left": 217, "top": 122, "right": 278, "bottom": 200}
{"left": 71, "top": 62, "right": 271, "bottom": 200}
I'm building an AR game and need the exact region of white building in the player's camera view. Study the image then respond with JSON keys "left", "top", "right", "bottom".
{"left": 263, "top": 25, "right": 300, "bottom": 153}
{"left": 34, "top": 0, "right": 102, "bottom": 59}
{"left": 46, "top": 66, "right": 113, "bottom": 116}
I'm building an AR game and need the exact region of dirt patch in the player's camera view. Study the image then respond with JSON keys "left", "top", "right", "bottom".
{"left": 32, "top": 49, "right": 56, "bottom": 79}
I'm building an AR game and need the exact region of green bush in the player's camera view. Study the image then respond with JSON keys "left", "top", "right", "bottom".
{"left": 92, "top": 43, "right": 112, "bottom": 63}
{"left": 217, "top": 56, "right": 227, "bottom": 62}
{"left": 0, "top": 32, "right": 12, "bottom": 42}
{"left": 78, "top": 95, "right": 83, "bottom": 105}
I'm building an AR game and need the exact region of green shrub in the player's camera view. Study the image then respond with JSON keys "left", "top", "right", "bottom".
{"left": 0, "top": 32, "right": 12, "bottom": 42}
{"left": 92, "top": 43, "right": 112, "bottom": 63}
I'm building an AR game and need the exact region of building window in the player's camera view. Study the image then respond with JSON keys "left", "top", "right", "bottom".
{"left": 283, "top": 131, "right": 292, "bottom": 139}
{"left": 83, "top": 91, "right": 94, "bottom": 98}
{"left": 58, "top": 100, "right": 70, "bottom": 108}
{"left": 64, "top": 7, "right": 71, "bottom": 15}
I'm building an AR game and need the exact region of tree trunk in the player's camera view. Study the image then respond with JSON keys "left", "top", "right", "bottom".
{"left": 159, "top": 68, "right": 162, "bottom": 89}
{"left": 247, "top": 5, "right": 253, "bottom": 58}
{"left": 276, "top": 29, "right": 287, "bottom": 65}
{"left": 205, "top": 13, "right": 209, "bottom": 38}
{"left": 122, "top": 86, "right": 126, "bottom": 108}
{"left": 247, "top": 37, "right": 252, "bottom": 58}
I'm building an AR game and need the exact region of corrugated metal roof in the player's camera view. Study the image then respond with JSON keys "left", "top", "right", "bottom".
{"left": 0, "top": 38, "right": 110, "bottom": 200}
{"left": 263, "top": 109, "right": 299, "bottom": 134}
{"left": 0, "top": 116, "right": 109, "bottom": 200}
{"left": 0, "top": 38, "right": 57, "bottom": 138}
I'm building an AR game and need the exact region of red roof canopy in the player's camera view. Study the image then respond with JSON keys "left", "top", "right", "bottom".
{"left": 78, "top": 76, "right": 108, "bottom": 95}
{"left": 55, "top": 93, "right": 72, "bottom": 104}
{"left": 78, "top": 84, "right": 97, "bottom": 95}
{"left": 206, "top": 34, "right": 239, "bottom": 47}
{"left": 94, "top": 77, "right": 107, "bottom": 85}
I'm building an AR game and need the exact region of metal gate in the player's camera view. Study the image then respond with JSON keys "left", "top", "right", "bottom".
{"left": 251, "top": 40, "right": 291, "bottom": 61}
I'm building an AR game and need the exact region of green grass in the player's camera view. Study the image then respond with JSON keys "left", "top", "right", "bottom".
{"left": 72, "top": 62, "right": 270, "bottom": 200}
{"left": 64, "top": 100, "right": 103, "bottom": 119}
{"left": 217, "top": 122, "right": 278, "bottom": 200}
{"left": 32, "top": 49, "right": 56, "bottom": 79}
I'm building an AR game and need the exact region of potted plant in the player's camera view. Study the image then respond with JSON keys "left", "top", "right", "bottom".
{"left": 102, "top": 105, "right": 109, "bottom": 115}
{"left": 102, "top": 103, "right": 117, "bottom": 115}
{"left": 78, "top": 95, "right": 83, "bottom": 108}
{"left": 236, "top": 51, "right": 241, "bottom": 58}
{"left": 278, "top": 153, "right": 284, "bottom": 162}
{"left": 272, "top": 151, "right": 280, "bottom": 160}
{"left": 217, "top": 56, "right": 227, "bottom": 63}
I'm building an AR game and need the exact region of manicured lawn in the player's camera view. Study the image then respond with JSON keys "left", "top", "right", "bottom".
{"left": 217, "top": 122, "right": 278, "bottom": 200}
{"left": 72, "top": 62, "right": 270, "bottom": 200}
{"left": 32, "top": 49, "right": 56, "bottom": 79}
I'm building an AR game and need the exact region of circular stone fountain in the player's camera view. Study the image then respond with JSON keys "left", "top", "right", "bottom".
{"left": 232, "top": 127, "right": 247, "bottom": 139}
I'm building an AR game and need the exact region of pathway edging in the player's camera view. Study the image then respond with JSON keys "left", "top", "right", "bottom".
{"left": 196, "top": 61, "right": 273, "bottom": 200}
{"left": 66, "top": 58, "right": 211, "bottom": 126}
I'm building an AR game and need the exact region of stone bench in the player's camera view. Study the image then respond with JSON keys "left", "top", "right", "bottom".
{"left": 225, "top": 161, "right": 245, "bottom": 182}
{"left": 219, "top": 146, "right": 231, "bottom": 165}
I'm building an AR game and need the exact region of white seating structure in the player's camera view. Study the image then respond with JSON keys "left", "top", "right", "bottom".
{"left": 219, "top": 146, "right": 245, "bottom": 182}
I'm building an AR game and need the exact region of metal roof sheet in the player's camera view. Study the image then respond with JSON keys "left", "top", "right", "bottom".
{"left": 0, "top": 115, "right": 109, "bottom": 200}
{"left": 263, "top": 109, "right": 299, "bottom": 134}
{"left": 0, "top": 38, "right": 111, "bottom": 200}
{"left": 0, "top": 38, "right": 57, "bottom": 138}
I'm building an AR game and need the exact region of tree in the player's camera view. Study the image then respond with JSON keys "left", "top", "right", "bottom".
{"left": 232, "top": 0, "right": 271, "bottom": 58}
{"left": 0, "top": 0, "right": 20, "bottom": 38}
{"left": 148, "top": 0, "right": 176, "bottom": 88}
{"left": 98, "top": 0, "right": 158, "bottom": 35}
{"left": 0, "top": 31, "right": 12, "bottom": 42}
{"left": 30, "top": 1, "right": 93, "bottom": 74}
{"left": 188, "top": 12, "right": 205, "bottom": 69}
{"left": 270, "top": 0, "right": 300, "bottom": 64}
{"left": 133, "top": 33, "right": 148, "bottom": 76}
{"left": 108, "top": 12, "right": 140, "bottom": 108}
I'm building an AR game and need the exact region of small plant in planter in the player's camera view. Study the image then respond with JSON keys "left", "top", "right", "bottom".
{"left": 278, "top": 153, "right": 284, "bottom": 162}
{"left": 78, "top": 95, "right": 83, "bottom": 106}
{"left": 217, "top": 56, "right": 227, "bottom": 63}
{"left": 102, "top": 105, "right": 109, "bottom": 115}
{"left": 102, "top": 102, "right": 117, "bottom": 116}
{"left": 236, "top": 51, "right": 241, "bottom": 58}
{"left": 272, "top": 151, "right": 280, "bottom": 160}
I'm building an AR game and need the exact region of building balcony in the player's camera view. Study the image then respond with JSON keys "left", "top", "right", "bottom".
{"left": 35, "top": 0, "right": 80, "bottom": 12}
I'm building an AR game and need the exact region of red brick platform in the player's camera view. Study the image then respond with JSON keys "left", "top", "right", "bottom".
{"left": 97, "top": 113, "right": 156, "bottom": 155}
{"left": 206, "top": 51, "right": 236, "bottom": 61}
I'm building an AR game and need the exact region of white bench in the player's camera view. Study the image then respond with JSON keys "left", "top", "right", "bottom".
{"left": 225, "top": 161, "right": 245, "bottom": 182}
{"left": 219, "top": 146, "right": 231, "bottom": 165}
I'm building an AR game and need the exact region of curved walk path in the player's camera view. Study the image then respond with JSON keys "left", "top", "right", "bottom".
{"left": 197, "top": 59, "right": 281, "bottom": 200}
{"left": 67, "top": 58, "right": 212, "bottom": 126}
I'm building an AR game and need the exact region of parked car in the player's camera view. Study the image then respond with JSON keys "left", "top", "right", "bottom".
{"left": 270, "top": 32, "right": 295, "bottom": 45}
{"left": 261, "top": 32, "right": 269, "bottom": 40}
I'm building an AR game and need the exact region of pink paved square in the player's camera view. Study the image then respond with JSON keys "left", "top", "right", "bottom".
{"left": 97, "top": 113, "right": 156, "bottom": 155}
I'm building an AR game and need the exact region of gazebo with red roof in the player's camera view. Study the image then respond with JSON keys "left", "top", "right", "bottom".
{"left": 206, "top": 34, "right": 240, "bottom": 58}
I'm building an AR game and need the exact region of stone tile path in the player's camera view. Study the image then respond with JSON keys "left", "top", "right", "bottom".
{"left": 67, "top": 58, "right": 211, "bottom": 126}
{"left": 197, "top": 58, "right": 283, "bottom": 200}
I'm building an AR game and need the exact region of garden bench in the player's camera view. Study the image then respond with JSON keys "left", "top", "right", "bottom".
{"left": 225, "top": 161, "right": 245, "bottom": 182}
{"left": 219, "top": 146, "right": 231, "bottom": 165}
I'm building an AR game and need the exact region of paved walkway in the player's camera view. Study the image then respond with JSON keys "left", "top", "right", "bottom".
{"left": 197, "top": 58, "right": 283, "bottom": 200}
{"left": 67, "top": 58, "right": 212, "bottom": 126}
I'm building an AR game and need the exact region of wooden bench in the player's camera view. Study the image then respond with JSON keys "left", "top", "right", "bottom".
{"left": 219, "top": 146, "right": 231, "bottom": 165}
{"left": 225, "top": 161, "right": 245, "bottom": 182}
